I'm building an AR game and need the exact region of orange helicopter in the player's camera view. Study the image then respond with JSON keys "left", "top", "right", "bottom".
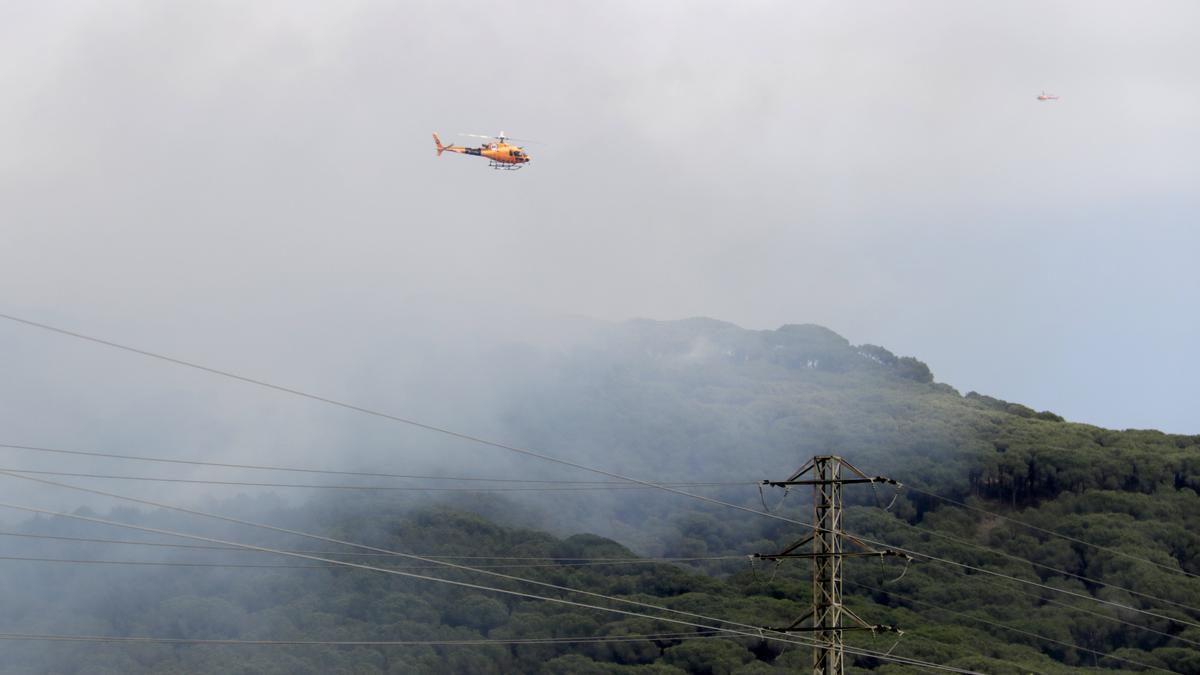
{"left": 432, "top": 131, "right": 532, "bottom": 170}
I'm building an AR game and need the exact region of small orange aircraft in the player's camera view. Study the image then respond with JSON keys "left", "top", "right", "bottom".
{"left": 432, "top": 131, "right": 531, "bottom": 170}
{"left": 1037, "top": 91, "right": 1060, "bottom": 101}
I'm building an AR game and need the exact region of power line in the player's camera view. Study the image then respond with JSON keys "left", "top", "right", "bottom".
{"left": 0, "top": 314, "right": 872, "bottom": 538}
{"left": 0, "top": 532, "right": 740, "bottom": 562}
{"left": 753, "top": 479, "right": 1200, "bottom": 632}
{"left": 977, "top": 572, "right": 1200, "bottom": 650}
{"left": 0, "top": 555, "right": 334, "bottom": 569}
{"left": 7, "top": 458, "right": 1192, "bottom": 641}
{"left": 11, "top": 458, "right": 1199, "bottom": 622}
{"left": 904, "top": 484, "right": 1198, "bottom": 580}
{"left": 10, "top": 467, "right": 978, "bottom": 673}
{"left": 13, "top": 474, "right": 1194, "bottom": 647}
{"left": 0, "top": 470, "right": 999, "bottom": 673}
{"left": 6, "top": 457, "right": 1192, "bottom": 643}
{"left": 0, "top": 310, "right": 990, "bottom": 672}
{"left": 0, "top": 442, "right": 753, "bottom": 488}
{"left": 0, "top": 500, "right": 810, "bottom": 644}
{"left": 0, "top": 554, "right": 735, "bottom": 571}
{"left": 0, "top": 498, "right": 982, "bottom": 675}
{"left": 11, "top": 312, "right": 1188, "bottom": 629}
{"left": 0, "top": 309, "right": 993, "bottom": 566}
{"left": 878, "top": 512, "right": 1200, "bottom": 619}
{"left": 0, "top": 498, "right": 756, "bottom": 633}
{"left": 0, "top": 625, "right": 990, "bottom": 673}
{"left": 0, "top": 631, "right": 729, "bottom": 646}
{"left": 0, "top": 465, "right": 970, "bottom": 674}
{"left": 14, "top": 440, "right": 1187, "bottom": 618}
{"left": 814, "top": 588, "right": 1043, "bottom": 675}
{"left": 0, "top": 466, "right": 743, "bottom": 492}
{"left": 802, "top": 519, "right": 1200, "bottom": 635}
{"left": 0, "top": 314, "right": 1167, "bottom": 668}
{"left": 848, "top": 581, "right": 1170, "bottom": 674}
{"left": 1, "top": 467, "right": 788, "bottom": 643}
{"left": 891, "top": 544, "right": 1200, "bottom": 631}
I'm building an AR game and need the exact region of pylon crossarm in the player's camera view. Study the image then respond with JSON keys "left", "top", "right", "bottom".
{"left": 768, "top": 624, "right": 889, "bottom": 633}
{"left": 765, "top": 477, "right": 901, "bottom": 487}
{"left": 773, "top": 610, "right": 815, "bottom": 632}
{"left": 835, "top": 454, "right": 873, "bottom": 480}
{"left": 765, "top": 456, "right": 902, "bottom": 488}
{"left": 858, "top": 624, "right": 903, "bottom": 636}
{"left": 785, "top": 458, "right": 817, "bottom": 482}
{"left": 764, "top": 477, "right": 879, "bottom": 486}
{"left": 839, "top": 533, "right": 911, "bottom": 558}
{"left": 757, "top": 533, "right": 815, "bottom": 558}
{"left": 839, "top": 606, "right": 876, "bottom": 632}
{"left": 841, "top": 533, "right": 877, "bottom": 554}
{"left": 834, "top": 459, "right": 902, "bottom": 486}
{"left": 755, "top": 550, "right": 898, "bottom": 560}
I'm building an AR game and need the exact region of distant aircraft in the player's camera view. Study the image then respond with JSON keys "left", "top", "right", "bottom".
{"left": 1037, "top": 91, "right": 1060, "bottom": 101}
{"left": 432, "top": 131, "right": 532, "bottom": 170}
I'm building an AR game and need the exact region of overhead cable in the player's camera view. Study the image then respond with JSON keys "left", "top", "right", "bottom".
{"left": 0, "top": 631, "right": 727, "bottom": 646}
{"left": 2, "top": 314, "right": 1177, "bottom": 658}
{"left": 0, "top": 532, "right": 739, "bottom": 562}
{"left": 0, "top": 554, "right": 733, "bottom": 571}
{"left": 890, "top": 545, "right": 1200, "bottom": 631}
{"left": 0, "top": 314, "right": 868, "bottom": 533}
{"left": 849, "top": 581, "right": 1170, "bottom": 674}
{"left": 0, "top": 466, "right": 741, "bottom": 492}
{"left": 0, "top": 468, "right": 784, "bottom": 642}
{"left": 0, "top": 442, "right": 753, "bottom": 487}
{"left": 878, "top": 511, "right": 1200, "bottom": 618}
{"left": 905, "top": 483, "right": 1198, "bottom": 580}
{"left": 975, "top": 571, "right": 1200, "bottom": 650}
{"left": 0, "top": 497, "right": 981, "bottom": 675}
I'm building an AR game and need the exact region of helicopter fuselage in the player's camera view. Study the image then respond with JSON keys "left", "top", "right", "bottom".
{"left": 433, "top": 133, "right": 530, "bottom": 167}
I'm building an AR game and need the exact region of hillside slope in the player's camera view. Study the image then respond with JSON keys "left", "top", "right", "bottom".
{"left": 3, "top": 317, "right": 1198, "bottom": 673}
{"left": 497, "top": 317, "right": 1198, "bottom": 510}
{"left": 485, "top": 317, "right": 1200, "bottom": 671}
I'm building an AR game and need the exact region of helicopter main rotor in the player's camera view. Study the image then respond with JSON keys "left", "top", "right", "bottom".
{"left": 458, "top": 132, "right": 539, "bottom": 145}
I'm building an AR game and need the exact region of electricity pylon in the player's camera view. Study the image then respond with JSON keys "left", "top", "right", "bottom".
{"left": 754, "top": 455, "right": 907, "bottom": 675}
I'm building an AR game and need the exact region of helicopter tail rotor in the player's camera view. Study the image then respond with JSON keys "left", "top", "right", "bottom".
{"left": 432, "top": 132, "right": 445, "bottom": 156}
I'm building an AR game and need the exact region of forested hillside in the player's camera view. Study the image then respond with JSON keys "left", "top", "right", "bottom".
{"left": 3, "top": 318, "right": 1198, "bottom": 673}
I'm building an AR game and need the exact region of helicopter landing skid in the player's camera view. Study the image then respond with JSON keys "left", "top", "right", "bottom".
{"left": 490, "top": 160, "right": 524, "bottom": 171}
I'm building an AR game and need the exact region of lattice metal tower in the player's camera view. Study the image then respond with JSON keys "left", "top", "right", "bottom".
{"left": 754, "top": 455, "right": 906, "bottom": 675}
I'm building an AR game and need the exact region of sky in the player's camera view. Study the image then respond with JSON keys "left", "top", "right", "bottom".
{"left": 1, "top": 0, "right": 1197, "bottom": 444}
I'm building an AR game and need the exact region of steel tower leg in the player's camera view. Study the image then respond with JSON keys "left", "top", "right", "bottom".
{"left": 812, "top": 456, "right": 843, "bottom": 675}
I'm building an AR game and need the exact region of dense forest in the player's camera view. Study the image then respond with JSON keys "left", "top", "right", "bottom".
{"left": 2, "top": 318, "right": 1198, "bottom": 673}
